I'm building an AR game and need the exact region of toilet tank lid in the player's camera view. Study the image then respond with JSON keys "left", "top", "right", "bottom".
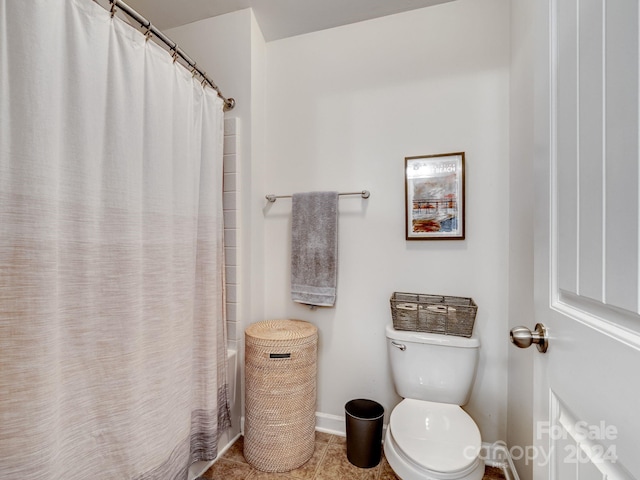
{"left": 385, "top": 324, "right": 480, "bottom": 348}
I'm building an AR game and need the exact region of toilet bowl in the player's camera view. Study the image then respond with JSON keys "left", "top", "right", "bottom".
{"left": 385, "top": 325, "right": 483, "bottom": 480}
{"left": 384, "top": 399, "right": 483, "bottom": 480}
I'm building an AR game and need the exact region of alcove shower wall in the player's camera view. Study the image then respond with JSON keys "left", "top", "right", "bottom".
{"left": 224, "top": 117, "right": 240, "bottom": 357}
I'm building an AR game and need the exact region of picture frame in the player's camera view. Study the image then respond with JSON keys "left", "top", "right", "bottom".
{"left": 405, "top": 152, "right": 465, "bottom": 240}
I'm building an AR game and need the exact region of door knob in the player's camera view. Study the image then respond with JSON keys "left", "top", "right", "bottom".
{"left": 510, "top": 323, "right": 548, "bottom": 353}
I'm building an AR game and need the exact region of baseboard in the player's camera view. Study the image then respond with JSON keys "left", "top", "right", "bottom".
{"left": 242, "top": 412, "right": 384, "bottom": 440}
{"left": 481, "top": 442, "right": 520, "bottom": 480}
{"left": 314, "top": 412, "right": 346, "bottom": 437}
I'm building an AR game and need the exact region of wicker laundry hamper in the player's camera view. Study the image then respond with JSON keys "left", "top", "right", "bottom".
{"left": 244, "top": 319, "right": 318, "bottom": 472}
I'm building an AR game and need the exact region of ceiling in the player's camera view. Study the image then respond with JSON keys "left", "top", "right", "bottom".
{"left": 123, "top": 0, "right": 455, "bottom": 42}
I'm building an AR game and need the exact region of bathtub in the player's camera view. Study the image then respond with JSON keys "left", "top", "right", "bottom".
{"left": 188, "top": 348, "right": 238, "bottom": 480}
{"left": 226, "top": 347, "right": 237, "bottom": 405}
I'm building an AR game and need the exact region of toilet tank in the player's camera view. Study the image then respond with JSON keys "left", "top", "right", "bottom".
{"left": 385, "top": 325, "right": 480, "bottom": 406}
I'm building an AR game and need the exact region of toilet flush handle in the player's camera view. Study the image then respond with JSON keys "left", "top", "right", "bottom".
{"left": 390, "top": 341, "right": 406, "bottom": 351}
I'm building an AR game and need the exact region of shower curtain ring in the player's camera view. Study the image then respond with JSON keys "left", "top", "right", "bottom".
{"left": 199, "top": 71, "right": 208, "bottom": 87}
{"left": 143, "top": 27, "right": 152, "bottom": 42}
{"left": 109, "top": 2, "right": 117, "bottom": 18}
{"left": 171, "top": 50, "right": 179, "bottom": 63}
{"left": 190, "top": 65, "right": 198, "bottom": 77}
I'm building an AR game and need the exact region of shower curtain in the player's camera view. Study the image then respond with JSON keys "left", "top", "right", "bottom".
{"left": 0, "top": 1, "right": 230, "bottom": 479}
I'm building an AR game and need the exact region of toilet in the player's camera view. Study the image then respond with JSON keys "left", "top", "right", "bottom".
{"left": 384, "top": 325, "right": 484, "bottom": 480}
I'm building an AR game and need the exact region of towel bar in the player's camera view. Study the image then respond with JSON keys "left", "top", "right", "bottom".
{"left": 265, "top": 190, "right": 370, "bottom": 203}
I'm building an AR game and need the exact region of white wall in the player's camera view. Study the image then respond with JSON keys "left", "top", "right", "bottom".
{"left": 507, "top": 0, "right": 535, "bottom": 478}
{"left": 167, "top": 0, "right": 518, "bottom": 450}
{"left": 263, "top": 0, "right": 510, "bottom": 443}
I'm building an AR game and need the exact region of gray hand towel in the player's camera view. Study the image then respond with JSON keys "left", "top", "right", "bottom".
{"left": 291, "top": 191, "right": 339, "bottom": 307}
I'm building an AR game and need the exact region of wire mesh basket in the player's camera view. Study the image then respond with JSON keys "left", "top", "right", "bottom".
{"left": 390, "top": 292, "right": 477, "bottom": 337}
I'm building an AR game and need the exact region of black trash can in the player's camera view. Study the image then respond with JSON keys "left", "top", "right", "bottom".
{"left": 344, "top": 399, "right": 384, "bottom": 468}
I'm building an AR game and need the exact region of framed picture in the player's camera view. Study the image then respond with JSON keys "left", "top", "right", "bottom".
{"left": 405, "top": 152, "right": 465, "bottom": 240}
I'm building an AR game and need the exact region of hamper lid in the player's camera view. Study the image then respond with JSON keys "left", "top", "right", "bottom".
{"left": 245, "top": 319, "right": 318, "bottom": 346}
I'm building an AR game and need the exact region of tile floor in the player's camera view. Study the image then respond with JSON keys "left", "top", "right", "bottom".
{"left": 202, "top": 433, "right": 506, "bottom": 480}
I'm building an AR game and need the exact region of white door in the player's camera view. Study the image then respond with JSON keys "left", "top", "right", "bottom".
{"left": 530, "top": 0, "right": 640, "bottom": 479}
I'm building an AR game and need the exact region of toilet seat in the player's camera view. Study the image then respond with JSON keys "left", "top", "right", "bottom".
{"left": 389, "top": 399, "right": 481, "bottom": 473}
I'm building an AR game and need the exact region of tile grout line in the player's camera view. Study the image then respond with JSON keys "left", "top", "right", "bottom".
{"left": 311, "top": 442, "right": 328, "bottom": 480}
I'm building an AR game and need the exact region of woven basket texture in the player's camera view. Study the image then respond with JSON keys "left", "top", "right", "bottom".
{"left": 390, "top": 292, "right": 477, "bottom": 337}
{"left": 244, "top": 319, "right": 318, "bottom": 472}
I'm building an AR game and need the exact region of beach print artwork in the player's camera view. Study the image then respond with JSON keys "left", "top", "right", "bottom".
{"left": 405, "top": 153, "right": 465, "bottom": 240}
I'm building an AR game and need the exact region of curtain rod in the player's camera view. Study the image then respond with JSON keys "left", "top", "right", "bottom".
{"left": 265, "top": 190, "right": 371, "bottom": 203}
{"left": 107, "top": 0, "right": 236, "bottom": 112}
